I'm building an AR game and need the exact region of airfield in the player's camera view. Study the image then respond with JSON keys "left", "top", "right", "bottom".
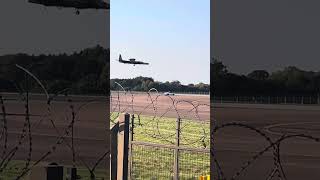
{"left": 4, "top": 92, "right": 320, "bottom": 179}
{"left": 213, "top": 103, "right": 320, "bottom": 180}
{"left": 0, "top": 93, "right": 209, "bottom": 173}
{"left": 110, "top": 92, "right": 210, "bottom": 120}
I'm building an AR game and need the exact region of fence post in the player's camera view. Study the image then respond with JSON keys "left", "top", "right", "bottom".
{"left": 117, "top": 113, "right": 130, "bottom": 180}
{"left": 110, "top": 122, "right": 119, "bottom": 180}
{"left": 128, "top": 114, "right": 135, "bottom": 180}
{"left": 310, "top": 96, "right": 312, "bottom": 104}
{"left": 174, "top": 117, "right": 181, "bottom": 180}
{"left": 284, "top": 96, "right": 287, "bottom": 104}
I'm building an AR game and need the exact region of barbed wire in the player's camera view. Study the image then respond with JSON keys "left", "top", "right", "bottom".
{"left": 110, "top": 83, "right": 210, "bottom": 148}
{"left": 211, "top": 121, "right": 320, "bottom": 180}
{"left": 0, "top": 64, "right": 109, "bottom": 179}
{"left": 2, "top": 65, "right": 204, "bottom": 179}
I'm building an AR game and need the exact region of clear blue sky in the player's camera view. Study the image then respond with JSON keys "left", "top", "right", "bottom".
{"left": 110, "top": 0, "right": 210, "bottom": 85}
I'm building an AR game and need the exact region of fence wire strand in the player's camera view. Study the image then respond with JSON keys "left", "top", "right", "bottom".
{"left": 211, "top": 121, "right": 320, "bottom": 180}
{"left": 0, "top": 64, "right": 109, "bottom": 179}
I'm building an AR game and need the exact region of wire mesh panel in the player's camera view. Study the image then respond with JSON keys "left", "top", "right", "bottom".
{"left": 179, "top": 150, "right": 210, "bottom": 180}
{"left": 130, "top": 142, "right": 210, "bottom": 180}
{"left": 131, "top": 144, "right": 174, "bottom": 180}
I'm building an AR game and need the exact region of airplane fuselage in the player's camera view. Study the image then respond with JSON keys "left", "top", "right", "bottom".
{"left": 119, "top": 59, "right": 149, "bottom": 65}
{"left": 118, "top": 54, "right": 149, "bottom": 65}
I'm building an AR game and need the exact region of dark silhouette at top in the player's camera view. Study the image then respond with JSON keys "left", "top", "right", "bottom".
{"left": 28, "top": 0, "right": 109, "bottom": 14}
{"left": 117, "top": 54, "right": 149, "bottom": 66}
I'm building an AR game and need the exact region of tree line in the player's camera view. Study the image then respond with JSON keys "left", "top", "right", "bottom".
{"left": 0, "top": 46, "right": 210, "bottom": 95}
{"left": 0, "top": 45, "right": 109, "bottom": 95}
{"left": 211, "top": 58, "right": 320, "bottom": 96}
{"left": 111, "top": 77, "right": 210, "bottom": 93}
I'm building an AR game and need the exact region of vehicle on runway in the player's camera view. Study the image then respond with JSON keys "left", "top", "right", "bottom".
{"left": 117, "top": 54, "right": 149, "bottom": 66}
{"left": 28, "top": 0, "right": 109, "bottom": 14}
{"left": 163, "top": 92, "right": 175, "bottom": 96}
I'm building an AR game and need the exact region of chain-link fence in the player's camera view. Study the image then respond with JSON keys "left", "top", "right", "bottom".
{"left": 131, "top": 143, "right": 174, "bottom": 179}
{"left": 131, "top": 142, "right": 210, "bottom": 180}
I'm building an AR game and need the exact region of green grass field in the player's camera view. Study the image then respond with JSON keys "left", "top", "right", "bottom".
{"left": 111, "top": 114, "right": 210, "bottom": 148}
{"left": 132, "top": 115, "right": 210, "bottom": 147}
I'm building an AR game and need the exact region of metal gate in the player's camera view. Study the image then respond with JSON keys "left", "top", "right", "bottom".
{"left": 110, "top": 113, "right": 210, "bottom": 180}
{"left": 129, "top": 114, "right": 210, "bottom": 180}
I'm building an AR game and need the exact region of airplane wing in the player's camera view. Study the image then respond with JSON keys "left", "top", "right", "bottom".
{"left": 28, "top": 0, "right": 86, "bottom": 8}
{"left": 29, "top": 0, "right": 109, "bottom": 9}
{"left": 92, "top": 0, "right": 109, "bottom": 9}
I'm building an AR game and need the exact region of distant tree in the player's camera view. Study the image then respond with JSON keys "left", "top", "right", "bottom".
{"left": 171, "top": 81, "right": 181, "bottom": 86}
{"left": 110, "top": 78, "right": 209, "bottom": 93}
{"left": 247, "top": 70, "right": 269, "bottom": 80}
{"left": 211, "top": 57, "right": 228, "bottom": 78}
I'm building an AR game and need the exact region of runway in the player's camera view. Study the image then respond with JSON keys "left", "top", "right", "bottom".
{"left": 111, "top": 93, "right": 210, "bottom": 121}
{"left": 213, "top": 103, "right": 320, "bottom": 180}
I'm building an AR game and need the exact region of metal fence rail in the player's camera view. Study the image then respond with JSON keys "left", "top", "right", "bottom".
{"left": 212, "top": 95, "right": 320, "bottom": 105}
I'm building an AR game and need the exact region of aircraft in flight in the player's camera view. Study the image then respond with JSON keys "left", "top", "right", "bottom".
{"left": 118, "top": 54, "right": 149, "bottom": 66}
{"left": 28, "top": 0, "right": 109, "bottom": 14}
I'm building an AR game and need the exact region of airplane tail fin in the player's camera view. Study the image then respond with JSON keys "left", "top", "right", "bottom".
{"left": 119, "top": 54, "right": 122, "bottom": 61}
